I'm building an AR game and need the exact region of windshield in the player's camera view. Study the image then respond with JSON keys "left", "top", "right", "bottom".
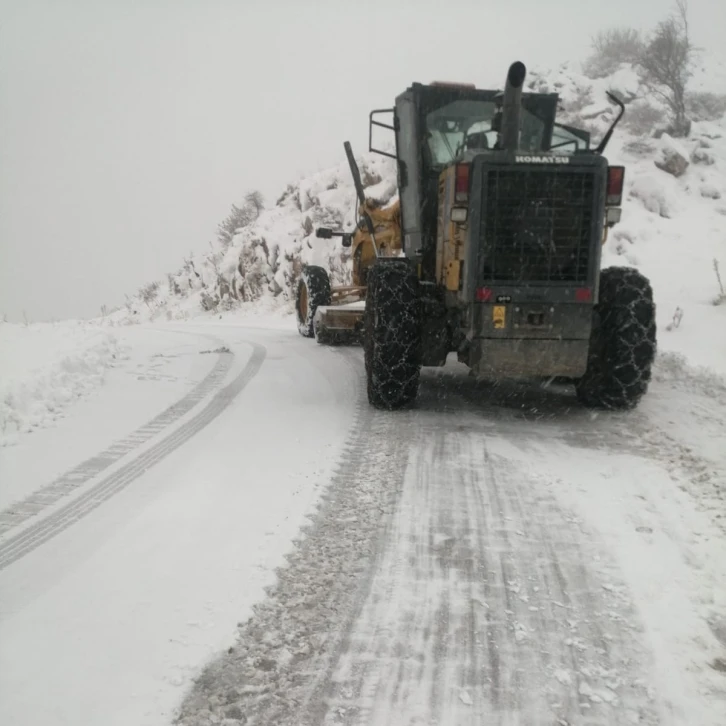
{"left": 551, "top": 123, "right": 590, "bottom": 152}
{"left": 425, "top": 100, "right": 496, "bottom": 165}
{"left": 425, "top": 98, "right": 548, "bottom": 165}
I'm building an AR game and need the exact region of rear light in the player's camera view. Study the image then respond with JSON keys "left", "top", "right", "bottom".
{"left": 476, "top": 287, "right": 492, "bottom": 302}
{"left": 575, "top": 288, "right": 592, "bottom": 302}
{"left": 606, "top": 207, "right": 622, "bottom": 226}
{"left": 455, "top": 163, "right": 470, "bottom": 203}
{"left": 450, "top": 207, "right": 468, "bottom": 223}
{"left": 607, "top": 166, "right": 624, "bottom": 205}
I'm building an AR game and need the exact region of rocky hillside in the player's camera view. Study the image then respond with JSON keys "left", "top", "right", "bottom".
{"left": 111, "top": 151, "right": 397, "bottom": 323}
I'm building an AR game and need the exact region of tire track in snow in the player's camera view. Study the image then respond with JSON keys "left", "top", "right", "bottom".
{"left": 173, "top": 349, "right": 410, "bottom": 726}
{"left": 0, "top": 343, "right": 266, "bottom": 572}
{"left": 173, "top": 362, "right": 661, "bottom": 726}
{"left": 322, "top": 425, "right": 659, "bottom": 726}
{"left": 0, "top": 339, "right": 233, "bottom": 537}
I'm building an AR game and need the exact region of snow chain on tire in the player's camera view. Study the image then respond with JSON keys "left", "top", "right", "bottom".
{"left": 576, "top": 266, "right": 657, "bottom": 410}
{"left": 364, "top": 260, "right": 422, "bottom": 410}
{"left": 296, "top": 265, "right": 331, "bottom": 338}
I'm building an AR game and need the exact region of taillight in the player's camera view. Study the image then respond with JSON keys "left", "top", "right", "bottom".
{"left": 575, "top": 287, "right": 592, "bottom": 302}
{"left": 607, "top": 166, "right": 624, "bottom": 205}
{"left": 455, "top": 163, "right": 470, "bottom": 203}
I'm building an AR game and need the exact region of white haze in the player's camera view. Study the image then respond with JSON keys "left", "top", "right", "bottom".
{"left": 1, "top": 0, "right": 723, "bottom": 322}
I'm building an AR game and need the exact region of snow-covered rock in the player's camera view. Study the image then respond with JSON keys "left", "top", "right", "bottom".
{"left": 692, "top": 145, "right": 715, "bottom": 165}
{"left": 700, "top": 183, "right": 722, "bottom": 199}
{"left": 628, "top": 174, "right": 679, "bottom": 218}
{"left": 655, "top": 134, "right": 690, "bottom": 177}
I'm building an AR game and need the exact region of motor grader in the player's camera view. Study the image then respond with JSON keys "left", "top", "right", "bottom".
{"left": 296, "top": 61, "right": 657, "bottom": 411}
{"left": 295, "top": 142, "right": 404, "bottom": 346}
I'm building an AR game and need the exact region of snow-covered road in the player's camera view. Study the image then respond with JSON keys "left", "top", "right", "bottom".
{"left": 0, "top": 323, "right": 358, "bottom": 725}
{"left": 1, "top": 322, "right": 724, "bottom": 726}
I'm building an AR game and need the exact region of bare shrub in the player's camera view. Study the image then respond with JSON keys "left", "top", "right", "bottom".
{"left": 217, "top": 204, "right": 252, "bottom": 249}
{"left": 200, "top": 290, "right": 219, "bottom": 312}
{"left": 583, "top": 27, "right": 644, "bottom": 79}
{"left": 139, "top": 281, "right": 160, "bottom": 310}
{"left": 244, "top": 190, "right": 265, "bottom": 216}
{"left": 623, "top": 102, "right": 667, "bottom": 135}
{"left": 637, "top": 1, "right": 696, "bottom": 137}
{"left": 216, "top": 190, "right": 265, "bottom": 249}
{"left": 686, "top": 91, "right": 726, "bottom": 122}
{"left": 623, "top": 138, "right": 657, "bottom": 156}
{"left": 584, "top": 3, "right": 698, "bottom": 136}
{"left": 276, "top": 184, "right": 301, "bottom": 209}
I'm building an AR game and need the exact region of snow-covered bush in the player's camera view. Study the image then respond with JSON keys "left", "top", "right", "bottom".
{"left": 217, "top": 191, "right": 265, "bottom": 249}
{"left": 623, "top": 102, "right": 667, "bottom": 136}
{"left": 686, "top": 92, "right": 726, "bottom": 122}
{"left": 583, "top": 27, "right": 644, "bottom": 79}
{"left": 583, "top": 2, "right": 697, "bottom": 137}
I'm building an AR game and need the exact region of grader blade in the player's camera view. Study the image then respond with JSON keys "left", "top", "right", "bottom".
{"left": 313, "top": 301, "right": 365, "bottom": 346}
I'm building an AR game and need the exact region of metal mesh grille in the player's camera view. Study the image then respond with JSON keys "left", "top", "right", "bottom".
{"left": 481, "top": 169, "right": 595, "bottom": 283}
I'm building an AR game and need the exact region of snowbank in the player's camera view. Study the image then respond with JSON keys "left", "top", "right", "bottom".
{"left": 0, "top": 321, "right": 123, "bottom": 445}
{"left": 114, "top": 60, "right": 726, "bottom": 378}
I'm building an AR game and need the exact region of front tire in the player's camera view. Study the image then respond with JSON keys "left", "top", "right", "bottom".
{"left": 296, "top": 266, "right": 331, "bottom": 338}
{"left": 364, "top": 261, "right": 422, "bottom": 410}
{"left": 576, "top": 266, "right": 656, "bottom": 410}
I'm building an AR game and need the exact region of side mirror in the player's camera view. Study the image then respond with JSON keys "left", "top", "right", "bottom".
{"left": 316, "top": 227, "right": 333, "bottom": 239}
{"left": 341, "top": 234, "right": 353, "bottom": 248}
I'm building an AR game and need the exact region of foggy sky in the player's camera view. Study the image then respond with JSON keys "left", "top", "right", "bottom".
{"left": 1, "top": 0, "right": 723, "bottom": 322}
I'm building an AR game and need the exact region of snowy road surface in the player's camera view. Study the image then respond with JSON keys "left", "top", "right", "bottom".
{"left": 1, "top": 322, "right": 725, "bottom": 726}
{"left": 0, "top": 323, "right": 358, "bottom": 725}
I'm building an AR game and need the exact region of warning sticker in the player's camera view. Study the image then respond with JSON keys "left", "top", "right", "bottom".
{"left": 492, "top": 305, "right": 506, "bottom": 329}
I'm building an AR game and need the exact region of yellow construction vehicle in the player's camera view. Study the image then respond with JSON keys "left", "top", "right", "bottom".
{"left": 295, "top": 143, "right": 403, "bottom": 344}
{"left": 297, "top": 61, "right": 656, "bottom": 412}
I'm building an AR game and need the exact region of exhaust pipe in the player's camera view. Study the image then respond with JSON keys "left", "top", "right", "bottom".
{"left": 499, "top": 61, "right": 526, "bottom": 151}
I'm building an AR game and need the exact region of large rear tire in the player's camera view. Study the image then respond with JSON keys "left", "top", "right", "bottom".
{"left": 296, "top": 266, "right": 331, "bottom": 338}
{"left": 364, "top": 261, "right": 422, "bottom": 410}
{"left": 576, "top": 266, "right": 656, "bottom": 410}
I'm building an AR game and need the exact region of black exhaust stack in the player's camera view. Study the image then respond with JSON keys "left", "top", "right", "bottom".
{"left": 498, "top": 61, "right": 526, "bottom": 151}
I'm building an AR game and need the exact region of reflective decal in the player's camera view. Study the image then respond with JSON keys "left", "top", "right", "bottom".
{"left": 493, "top": 305, "right": 506, "bottom": 329}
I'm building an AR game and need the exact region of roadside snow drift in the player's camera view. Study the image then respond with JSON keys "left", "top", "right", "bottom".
{"left": 0, "top": 321, "right": 123, "bottom": 445}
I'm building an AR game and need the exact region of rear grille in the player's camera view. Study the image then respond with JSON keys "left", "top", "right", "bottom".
{"left": 481, "top": 169, "right": 595, "bottom": 283}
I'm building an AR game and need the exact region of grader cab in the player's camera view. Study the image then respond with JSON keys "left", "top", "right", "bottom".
{"left": 296, "top": 61, "right": 656, "bottom": 411}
